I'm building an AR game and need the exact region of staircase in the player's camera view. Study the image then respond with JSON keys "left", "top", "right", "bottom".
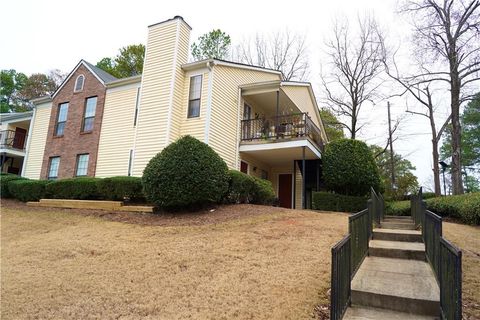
{"left": 343, "top": 216, "right": 440, "bottom": 319}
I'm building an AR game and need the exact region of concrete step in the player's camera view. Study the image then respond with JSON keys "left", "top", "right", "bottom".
{"left": 384, "top": 215, "right": 413, "bottom": 220}
{"left": 380, "top": 221, "right": 416, "bottom": 230}
{"left": 344, "top": 305, "right": 438, "bottom": 319}
{"left": 351, "top": 257, "right": 440, "bottom": 316}
{"left": 369, "top": 240, "right": 425, "bottom": 260}
{"left": 373, "top": 228, "right": 423, "bottom": 242}
{"left": 383, "top": 217, "right": 414, "bottom": 223}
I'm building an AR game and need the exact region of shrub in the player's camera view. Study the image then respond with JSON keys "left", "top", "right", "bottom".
{"left": 97, "top": 176, "right": 144, "bottom": 202}
{"left": 323, "top": 139, "right": 381, "bottom": 196}
{"left": 312, "top": 191, "right": 367, "bottom": 213}
{"left": 0, "top": 174, "right": 27, "bottom": 198}
{"left": 251, "top": 176, "right": 276, "bottom": 205}
{"left": 8, "top": 180, "right": 50, "bottom": 202}
{"left": 45, "top": 177, "right": 101, "bottom": 200}
{"left": 225, "top": 170, "right": 255, "bottom": 204}
{"left": 426, "top": 193, "right": 480, "bottom": 225}
{"left": 142, "top": 135, "right": 229, "bottom": 210}
{"left": 385, "top": 200, "right": 411, "bottom": 216}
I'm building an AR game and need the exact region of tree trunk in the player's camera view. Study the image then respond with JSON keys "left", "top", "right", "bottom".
{"left": 432, "top": 139, "right": 441, "bottom": 196}
{"left": 450, "top": 79, "right": 464, "bottom": 194}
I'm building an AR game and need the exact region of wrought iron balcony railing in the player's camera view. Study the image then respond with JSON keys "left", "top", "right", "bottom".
{"left": 0, "top": 130, "right": 27, "bottom": 151}
{"left": 241, "top": 112, "right": 323, "bottom": 149}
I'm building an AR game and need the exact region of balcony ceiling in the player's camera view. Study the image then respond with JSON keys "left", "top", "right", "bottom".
{"left": 239, "top": 140, "right": 320, "bottom": 166}
{"left": 243, "top": 89, "right": 299, "bottom": 116}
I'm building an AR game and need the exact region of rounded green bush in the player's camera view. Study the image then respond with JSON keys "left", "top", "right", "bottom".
{"left": 225, "top": 170, "right": 255, "bottom": 204}
{"left": 8, "top": 179, "right": 50, "bottom": 202}
{"left": 142, "top": 135, "right": 229, "bottom": 210}
{"left": 323, "top": 139, "right": 381, "bottom": 196}
{"left": 1, "top": 174, "right": 28, "bottom": 198}
{"left": 251, "top": 176, "right": 275, "bottom": 205}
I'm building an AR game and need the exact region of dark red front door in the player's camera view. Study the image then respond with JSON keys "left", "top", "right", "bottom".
{"left": 278, "top": 174, "right": 292, "bottom": 208}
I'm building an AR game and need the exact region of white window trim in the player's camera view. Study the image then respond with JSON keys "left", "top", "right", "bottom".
{"left": 74, "top": 74, "right": 85, "bottom": 92}
{"left": 186, "top": 74, "right": 203, "bottom": 119}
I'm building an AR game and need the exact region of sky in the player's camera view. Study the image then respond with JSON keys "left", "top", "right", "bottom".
{"left": 1, "top": 0, "right": 455, "bottom": 191}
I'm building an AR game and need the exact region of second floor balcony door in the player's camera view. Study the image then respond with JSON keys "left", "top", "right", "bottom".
{"left": 242, "top": 103, "right": 252, "bottom": 140}
{"left": 12, "top": 127, "right": 27, "bottom": 150}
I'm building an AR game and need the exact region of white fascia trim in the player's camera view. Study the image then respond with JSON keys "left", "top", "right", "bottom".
{"left": 214, "top": 60, "right": 282, "bottom": 75}
{"left": 106, "top": 75, "right": 142, "bottom": 89}
{"left": 2, "top": 116, "right": 33, "bottom": 124}
{"left": 1, "top": 148, "right": 26, "bottom": 157}
{"left": 235, "top": 88, "right": 242, "bottom": 169}
{"left": 21, "top": 107, "right": 37, "bottom": 177}
{"left": 165, "top": 19, "right": 181, "bottom": 145}
{"left": 239, "top": 140, "right": 321, "bottom": 158}
{"left": 204, "top": 66, "right": 214, "bottom": 144}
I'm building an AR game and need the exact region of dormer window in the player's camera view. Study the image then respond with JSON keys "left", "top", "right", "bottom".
{"left": 74, "top": 75, "right": 85, "bottom": 92}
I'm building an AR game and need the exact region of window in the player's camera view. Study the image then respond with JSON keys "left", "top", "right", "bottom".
{"left": 76, "top": 154, "right": 89, "bottom": 176}
{"left": 74, "top": 75, "right": 85, "bottom": 92}
{"left": 55, "top": 102, "right": 69, "bottom": 136}
{"left": 187, "top": 75, "right": 202, "bottom": 118}
{"left": 82, "top": 97, "right": 97, "bottom": 132}
{"left": 134, "top": 87, "right": 140, "bottom": 126}
{"left": 48, "top": 157, "right": 60, "bottom": 180}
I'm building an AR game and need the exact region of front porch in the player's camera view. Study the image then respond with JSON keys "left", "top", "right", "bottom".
{"left": 239, "top": 143, "right": 322, "bottom": 209}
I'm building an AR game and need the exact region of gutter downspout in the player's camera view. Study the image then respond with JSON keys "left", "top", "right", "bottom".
{"left": 21, "top": 107, "right": 37, "bottom": 177}
{"left": 204, "top": 61, "right": 214, "bottom": 144}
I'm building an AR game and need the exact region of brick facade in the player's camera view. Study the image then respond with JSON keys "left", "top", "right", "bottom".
{"left": 40, "top": 65, "right": 106, "bottom": 179}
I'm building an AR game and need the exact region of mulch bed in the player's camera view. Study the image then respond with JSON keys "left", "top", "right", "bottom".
{"left": 1, "top": 199, "right": 294, "bottom": 227}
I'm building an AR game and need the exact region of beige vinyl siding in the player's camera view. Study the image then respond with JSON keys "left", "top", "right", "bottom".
{"left": 179, "top": 70, "right": 209, "bottom": 141}
{"left": 209, "top": 65, "right": 281, "bottom": 170}
{"left": 95, "top": 84, "right": 140, "bottom": 177}
{"left": 23, "top": 103, "right": 51, "bottom": 179}
{"left": 132, "top": 19, "right": 190, "bottom": 176}
{"left": 295, "top": 163, "right": 303, "bottom": 209}
{"left": 168, "top": 22, "right": 191, "bottom": 143}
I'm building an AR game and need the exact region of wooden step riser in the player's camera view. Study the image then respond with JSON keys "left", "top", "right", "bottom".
{"left": 29, "top": 203, "right": 120, "bottom": 210}
{"left": 373, "top": 232, "right": 423, "bottom": 243}
{"left": 351, "top": 290, "right": 440, "bottom": 317}
{"left": 380, "top": 223, "right": 417, "bottom": 230}
{"left": 369, "top": 247, "right": 426, "bottom": 261}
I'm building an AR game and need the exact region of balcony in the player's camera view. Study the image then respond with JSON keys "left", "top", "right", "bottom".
{"left": 241, "top": 112, "right": 324, "bottom": 150}
{"left": 0, "top": 130, "right": 27, "bottom": 151}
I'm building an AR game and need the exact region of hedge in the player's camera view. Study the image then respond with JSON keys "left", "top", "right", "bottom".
{"left": 1, "top": 174, "right": 27, "bottom": 198}
{"left": 386, "top": 193, "right": 480, "bottom": 225}
{"left": 143, "top": 136, "right": 229, "bottom": 210}
{"left": 312, "top": 192, "right": 367, "bottom": 213}
{"left": 45, "top": 177, "right": 101, "bottom": 200}
{"left": 97, "top": 176, "right": 144, "bottom": 202}
{"left": 426, "top": 193, "right": 480, "bottom": 225}
{"left": 385, "top": 200, "right": 411, "bottom": 216}
{"left": 7, "top": 180, "right": 50, "bottom": 202}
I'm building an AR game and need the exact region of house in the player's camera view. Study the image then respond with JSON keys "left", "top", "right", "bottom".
{"left": 0, "top": 112, "right": 32, "bottom": 175}
{"left": 23, "top": 16, "right": 328, "bottom": 209}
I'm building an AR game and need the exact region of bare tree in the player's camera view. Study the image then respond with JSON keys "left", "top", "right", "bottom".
{"left": 236, "top": 30, "right": 309, "bottom": 81}
{"left": 401, "top": 0, "right": 480, "bottom": 194}
{"left": 321, "top": 15, "right": 385, "bottom": 139}
{"left": 384, "top": 55, "right": 451, "bottom": 195}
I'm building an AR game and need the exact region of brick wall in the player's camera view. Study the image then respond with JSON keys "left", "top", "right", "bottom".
{"left": 40, "top": 64, "right": 106, "bottom": 179}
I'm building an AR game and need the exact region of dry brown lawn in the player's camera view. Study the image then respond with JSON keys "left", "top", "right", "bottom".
{"left": 443, "top": 222, "right": 480, "bottom": 319}
{"left": 1, "top": 201, "right": 347, "bottom": 320}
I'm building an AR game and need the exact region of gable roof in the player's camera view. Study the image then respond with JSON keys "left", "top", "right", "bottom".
{"left": 51, "top": 60, "right": 118, "bottom": 98}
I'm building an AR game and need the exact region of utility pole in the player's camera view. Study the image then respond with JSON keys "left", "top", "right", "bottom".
{"left": 387, "top": 101, "right": 395, "bottom": 190}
